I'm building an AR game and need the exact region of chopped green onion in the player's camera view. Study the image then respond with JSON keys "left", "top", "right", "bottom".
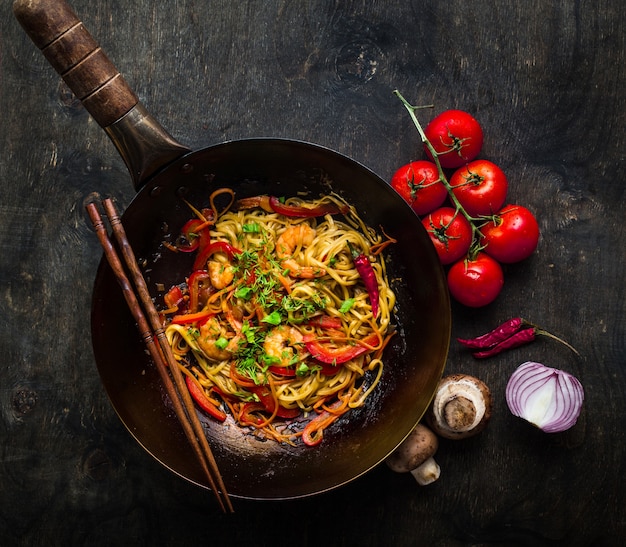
{"left": 243, "top": 223, "right": 260, "bottom": 233}
{"left": 215, "top": 337, "right": 229, "bottom": 350}
{"left": 261, "top": 311, "right": 282, "bottom": 326}
{"left": 297, "top": 363, "right": 311, "bottom": 375}
{"left": 235, "top": 286, "right": 254, "bottom": 300}
{"left": 339, "top": 298, "right": 355, "bottom": 313}
{"left": 241, "top": 322, "right": 257, "bottom": 344}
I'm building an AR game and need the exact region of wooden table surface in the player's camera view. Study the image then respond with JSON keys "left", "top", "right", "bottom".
{"left": 1, "top": 0, "right": 624, "bottom": 545}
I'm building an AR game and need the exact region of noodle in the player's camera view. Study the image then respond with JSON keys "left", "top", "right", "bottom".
{"left": 160, "top": 190, "right": 396, "bottom": 446}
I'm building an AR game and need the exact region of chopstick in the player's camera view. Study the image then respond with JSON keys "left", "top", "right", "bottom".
{"left": 86, "top": 198, "right": 234, "bottom": 513}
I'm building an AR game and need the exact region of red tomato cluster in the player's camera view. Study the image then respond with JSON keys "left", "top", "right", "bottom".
{"left": 391, "top": 109, "right": 540, "bottom": 308}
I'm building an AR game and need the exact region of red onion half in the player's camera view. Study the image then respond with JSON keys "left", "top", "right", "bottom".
{"left": 505, "top": 361, "right": 584, "bottom": 433}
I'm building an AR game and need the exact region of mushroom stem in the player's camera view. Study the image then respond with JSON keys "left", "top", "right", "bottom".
{"left": 410, "top": 456, "right": 440, "bottom": 485}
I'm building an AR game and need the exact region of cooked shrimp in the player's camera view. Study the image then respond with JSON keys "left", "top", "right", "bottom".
{"left": 276, "top": 224, "right": 326, "bottom": 278}
{"left": 263, "top": 326, "right": 304, "bottom": 368}
{"left": 197, "top": 317, "right": 240, "bottom": 361}
{"left": 208, "top": 259, "right": 235, "bottom": 289}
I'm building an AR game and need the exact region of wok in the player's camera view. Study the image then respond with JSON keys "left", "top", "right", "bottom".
{"left": 14, "top": 0, "right": 451, "bottom": 500}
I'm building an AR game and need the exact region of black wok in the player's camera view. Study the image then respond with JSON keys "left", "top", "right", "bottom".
{"left": 14, "top": 0, "right": 451, "bottom": 500}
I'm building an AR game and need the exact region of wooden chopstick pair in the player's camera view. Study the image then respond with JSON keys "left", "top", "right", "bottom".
{"left": 86, "top": 197, "right": 234, "bottom": 513}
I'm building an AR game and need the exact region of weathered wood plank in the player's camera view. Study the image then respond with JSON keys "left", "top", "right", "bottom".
{"left": 1, "top": 0, "right": 624, "bottom": 544}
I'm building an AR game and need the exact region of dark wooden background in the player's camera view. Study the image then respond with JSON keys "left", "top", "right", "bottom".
{"left": 1, "top": 0, "right": 624, "bottom": 545}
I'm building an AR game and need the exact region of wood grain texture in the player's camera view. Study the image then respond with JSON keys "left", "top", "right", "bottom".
{"left": 1, "top": 0, "right": 624, "bottom": 545}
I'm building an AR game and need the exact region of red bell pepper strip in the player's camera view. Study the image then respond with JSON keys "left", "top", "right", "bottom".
{"left": 234, "top": 195, "right": 273, "bottom": 212}
{"left": 250, "top": 384, "right": 301, "bottom": 419}
{"left": 268, "top": 365, "right": 297, "bottom": 377}
{"left": 301, "top": 400, "right": 344, "bottom": 446}
{"left": 193, "top": 240, "right": 242, "bottom": 271}
{"left": 302, "top": 416, "right": 325, "bottom": 446}
{"left": 176, "top": 219, "right": 207, "bottom": 252}
{"left": 163, "top": 285, "right": 185, "bottom": 311}
{"left": 170, "top": 309, "right": 214, "bottom": 325}
{"left": 306, "top": 315, "right": 343, "bottom": 330}
{"left": 348, "top": 243, "right": 379, "bottom": 318}
{"left": 187, "top": 270, "right": 211, "bottom": 313}
{"left": 318, "top": 363, "right": 343, "bottom": 376}
{"left": 239, "top": 402, "right": 266, "bottom": 426}
{"left": 304, "top": 331, "right": 380, "bottom": 365}
{"left": 269, "top": 196, "right": 349, "bottom": 218}
{"left": 275, "top": 405, "right": 301, "bottom": 419}
{"left": 185, "top": 376, "right": 227, "bottom": 422}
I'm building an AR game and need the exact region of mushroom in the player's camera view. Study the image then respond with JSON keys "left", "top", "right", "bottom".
{"left": 426, "top": 374, "right": 492, "bottom": 440}
{"left": 386, "top": 423, "right": 440, "bottom": 485}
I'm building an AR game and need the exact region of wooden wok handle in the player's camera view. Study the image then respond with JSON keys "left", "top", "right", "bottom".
{"left": 13, "top": 0, "right": 138, "bottom": 127}
{"left": 13, "top": 0, "right": 191, "bottom": 190}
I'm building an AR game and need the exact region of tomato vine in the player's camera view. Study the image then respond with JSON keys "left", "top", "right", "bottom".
{"left": 393, "top": 90, "right": 540, "bottom": 307}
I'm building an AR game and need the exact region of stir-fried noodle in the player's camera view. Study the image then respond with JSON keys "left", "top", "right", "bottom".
{"left": 160, "top": 189, "right": 396, "bottom": 445}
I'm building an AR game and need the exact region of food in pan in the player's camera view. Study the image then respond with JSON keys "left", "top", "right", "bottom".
{"left": 160, "top": 189, "right": 396, "bottom": 446}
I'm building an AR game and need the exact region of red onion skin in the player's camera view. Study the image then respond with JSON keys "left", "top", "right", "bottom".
{"left": 506, "top": 362, "right": 584, "bottom": 433}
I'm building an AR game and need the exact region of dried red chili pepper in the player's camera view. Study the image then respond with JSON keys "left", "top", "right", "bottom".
{"left": 471, "top": 327, "right": 536, "bottom": 358}
{"left": 459, "top": 318, "right": 579, "bottom": 358}
{"left": 457, "top": 317, "right": 524, "bottom": 349}
{"left": 348, "top": 243, "right": 380, "bottom": 318}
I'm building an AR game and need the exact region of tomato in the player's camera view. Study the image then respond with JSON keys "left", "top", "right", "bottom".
{"left": 447, "top": 252, "right": 504, "bottom": 308}
{"left": 390, "top": 161, "right": 448, "bottom": 216}
{"left": 421, "top": 207, "right": 473, "bottom": 265}
{"left": 424, "top": 110, "right": 483, "bottom": 169}
{"left": 449, "top": 160, "right": 508, "bottom": 217}
{"left": 480, "top": 204, "right": 540, "bottom": 263}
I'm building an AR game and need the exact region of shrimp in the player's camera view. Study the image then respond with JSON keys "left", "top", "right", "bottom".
{"left": 263, "top": 326, "right": 304, "bottom": 368}
{"left": 275, "top": 224, "right": 326, "bottom": 278}
{"left": 207, "top": 259, "right": 235, "bottom": 289}
{"left": 197, "top": 317, "right": 240, "bottom": 361}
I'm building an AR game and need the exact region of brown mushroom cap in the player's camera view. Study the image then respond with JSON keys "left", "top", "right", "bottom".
{"left": 386, "top": 423, "right": 438, "bottom": 473}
